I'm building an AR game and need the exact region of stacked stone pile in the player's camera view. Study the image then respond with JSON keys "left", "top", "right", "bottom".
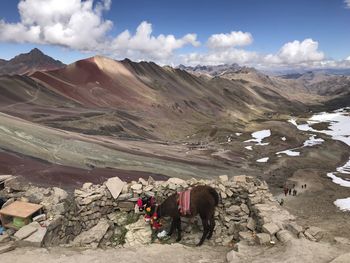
{"left": 0, "top": 175, "right": 325, "bottom": 250}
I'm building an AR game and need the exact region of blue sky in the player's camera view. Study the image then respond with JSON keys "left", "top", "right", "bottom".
{"left": 0, "top": 0, "right": 349, "bottom": 68}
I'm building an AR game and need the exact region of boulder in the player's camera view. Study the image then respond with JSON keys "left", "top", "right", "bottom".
{"left": 262, "top": 223, "right": 280, "bottom": 236}
{"left": 106, "top": 177, "right": 126, "bottom": 199}
{"left": 276, "top": 230, "right": 293, "bottom": 243}
{"left": 72, "top": 219, "right": 111, "bottom": 247}
{"left": 14, "top": 222, "right": 39, "bottom": 240}
{"left": 256, "top": 233, "right": 271, "bottom": 245}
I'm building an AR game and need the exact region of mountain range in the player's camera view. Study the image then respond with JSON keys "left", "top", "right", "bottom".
{"left": 0, "top": 48, "right": 349, "bottom": 187}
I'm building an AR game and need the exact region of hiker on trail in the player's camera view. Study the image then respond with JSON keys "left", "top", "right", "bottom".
{"left": 284, "top": 187, "right": 288, "bottom": 196}
{"left": 289, "top": 189, "right": 292, "bottom": 195}
{"left": 304, "top": 184, "right": 307, "bottom": 188}
{"left": 293, "top": 183, "right": 296, "bottom": 189}
{"left": 302, "top": 185, "right": 304, "bottom": 189}
{"left": 293, "top": 189, "right": 297, "bottom": 196}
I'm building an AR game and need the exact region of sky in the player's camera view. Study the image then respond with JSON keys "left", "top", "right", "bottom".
{"left": 0, "top": 0, "right": 349, "bottom": 69}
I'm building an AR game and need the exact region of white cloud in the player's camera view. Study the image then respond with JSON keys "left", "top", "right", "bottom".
{"left": 0, "top": 0, "right": 199, "bottom": 61}
{"left": 345, "top": 0, "right": 350, "bottom": 8}
{"left": 264, "top": 39, "right": 325, "bottom": 65}
{"left": 181, "top": 37, "right": 330, "bottom": 69}
{"left": 346, "top": 56, "right": 350, "bottom": 61}
{"left": 181, "top": 49, "right": 259, "bottom": 66}
{"left": 1, "top": 0, "right": 113, "bottom": 50}
{"left": 110, "top": 21, "right": 199, "bottom": 61}
{"left": 207, "top": 31, "right": 253, "bottom": 49}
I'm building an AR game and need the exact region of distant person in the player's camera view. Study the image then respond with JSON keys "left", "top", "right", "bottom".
{"left": 293, "top": 189, "right": 297, "bottom": 196}
{"left": 293, "top": 184, "right": 296, "bottom": 189}
{"left": 284, "top": 187, "right": 288, "bottom": 196}
{"left": 289, "top": 189, "right": 292, "bottom": 195}
{"left": 304, "top": 184, "right": 307, "bottom": 188}
{"left": 302, "top": 185, "right": 304, "bottom": 189}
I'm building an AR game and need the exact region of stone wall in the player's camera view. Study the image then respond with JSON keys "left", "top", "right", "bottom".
{"left": 1, "top": 175, "right": 310, "bottom": 248}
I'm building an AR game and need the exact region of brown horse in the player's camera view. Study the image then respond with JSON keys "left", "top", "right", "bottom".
{"left": 154, "top": 185, "right": 219, "bottom": 246}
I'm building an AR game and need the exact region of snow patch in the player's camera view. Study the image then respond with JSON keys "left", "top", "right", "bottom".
{"left": 245, "top": 146, "right": 253, "bottom": 151}
{"left": 303, "top": 135, "right": 324, "bottom": 147}
{"left": 256, "top": 157, "right": 269, "bottom": 163}
{"left": 327, "top": 173, "right": 350, "bottom": 187}
{"left": 276, "top": 149, "right": 300, "bottom": 157}
{"left": 244, "top": 129, "right": 271, "bottom": 145}
{"left": 334, "top": 198, "right": 350, "bottom": 211}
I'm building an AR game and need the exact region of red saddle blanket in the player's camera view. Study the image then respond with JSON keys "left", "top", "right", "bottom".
{"left": 177, "top": 189, "right": 191, "bottom": 216}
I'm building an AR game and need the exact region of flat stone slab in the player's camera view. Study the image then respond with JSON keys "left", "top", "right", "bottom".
{"left": 19, "top": 226, "right": 47, "bottom": 247}
{"left": 106, "top": 177, "right": 126, "bottom": 199}
{"left": 14, "top": 222, "right": 40, "bottom": 240}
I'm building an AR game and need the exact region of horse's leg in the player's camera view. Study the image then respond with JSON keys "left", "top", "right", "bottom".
{"left": 207, "top": 214, "right": 215, "bottom": 240}
{"left": 168, "top": 217, "right": 175, "bottom": 236}
{"left": 197, "top": 216, "right": 209, "bottom": 246}
{"left": 175, "top": 217, "right": 182, "bottom": 242}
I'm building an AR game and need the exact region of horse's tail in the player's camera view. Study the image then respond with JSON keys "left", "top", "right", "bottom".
{"left": 208, "top": 187, "right": 220, "bottom": 206}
